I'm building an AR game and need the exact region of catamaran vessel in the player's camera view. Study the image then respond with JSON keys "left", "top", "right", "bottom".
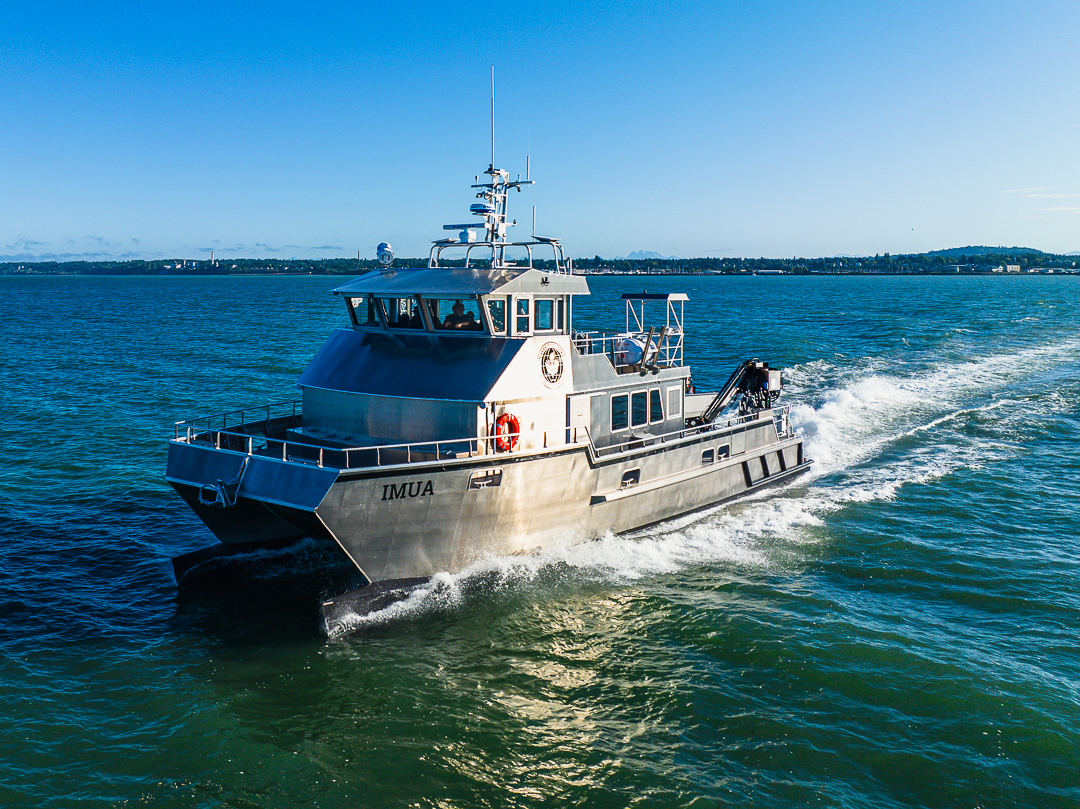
{"left": 166, "top": 159, "right": 810, "bottom": 630}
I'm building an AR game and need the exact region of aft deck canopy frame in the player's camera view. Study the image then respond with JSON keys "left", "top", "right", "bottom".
{"left": 621, "top": 292, "right": 688, "bottom": 368}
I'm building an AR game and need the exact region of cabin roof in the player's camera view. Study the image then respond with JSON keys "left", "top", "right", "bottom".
{"left": 620, "top": 292, "right": 689, "bottom": 301}
{"left": 332, "top": 267, "right": 590, "bottom": 298}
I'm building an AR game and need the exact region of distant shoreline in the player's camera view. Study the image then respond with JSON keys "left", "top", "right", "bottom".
{"left": 3, "top": 270, "right": 1077, "bottom": 277}
{"left": 2, "top": 268, "right": 1077, "bottom": 278}
{"left": 3, "top": 245, "right": 1078, "bottom": 278}
{"left": 3, "top": 252, "right": 1077, "bottom": 278}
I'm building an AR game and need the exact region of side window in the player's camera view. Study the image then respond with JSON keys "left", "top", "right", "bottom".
{"left": 487, "top": 298, "right": 506, "bottom": 334}
{"left": 428, "top": 297, "right": 484, "bottom": 332}
{"left": 611, "top": 394, "right": 629, "bottom": 431}
{"left": 515, "top": 298, "right": 530, "bottom": 335}
{"left": 630, "top": 391, "right": 648, "bottom": 428}
{"left": 649, "top": 389, "right": 663, "bottom": 424}
{"left": 382, "top": 298, "right": 423, "bottom": 329}
{"left": 667, "top": 386, "right": 682, "bottom": 419}
{"left": 345, "top": 297, "right": 361, "bottom": 326}
{"left": 701, "top": 449, "right": 714, "bottom": 465}
{"left": 534, "top": 299, "right": 554, "bottom": 330}
{"left": 557, "top": 297, "right": 565, "bottom": 331}
{"left": 361, "top": 297, "right": 378, "bottom": 326}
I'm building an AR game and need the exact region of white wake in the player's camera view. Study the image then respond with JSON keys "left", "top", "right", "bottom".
{"left": 327, "top": 338, "right": 1080, "bottom": 635}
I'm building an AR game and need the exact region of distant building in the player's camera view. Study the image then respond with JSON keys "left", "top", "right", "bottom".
{"left": 1006, "top": 264, "right": 1021, "bottom": 273}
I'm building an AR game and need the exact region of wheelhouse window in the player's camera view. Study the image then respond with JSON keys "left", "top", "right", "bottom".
{"left": 381, "top": 297, "right": 423, "bottom": 329}
{"left": 487, "top": 298, "right": 507, "bottom": 334}
{"left": 426, "top": 297, "right": 485, "bottom": 332}
{"left": 534, "top": 299, "right": 555, "bottom": 331}
{"left": 630, "top": 391, "right": 648, "bottom": 428}
{"left": 346, "top": 296, "right": 379, "bottom": 327}
{"left": 611, "top": 394, "right": 629, "bottom": 431}
{"left": 515, "top": 298, "right": 531, "bottom": 335}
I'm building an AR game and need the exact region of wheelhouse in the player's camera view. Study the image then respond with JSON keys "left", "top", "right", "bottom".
{"left": 333, "top": 269, "right": 583, "bottom": 339}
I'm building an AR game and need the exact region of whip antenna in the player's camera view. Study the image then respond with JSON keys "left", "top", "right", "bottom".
{"left": 490, "top": 66, "right": 495, "bottom": 167}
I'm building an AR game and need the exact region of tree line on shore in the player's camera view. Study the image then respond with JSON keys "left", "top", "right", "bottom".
{"left": 3, "top": 248, "right": 1076, "bottom": 276}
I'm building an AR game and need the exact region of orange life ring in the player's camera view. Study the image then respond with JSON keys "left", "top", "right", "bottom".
{"left": 494, "top": 412, "right": 520, "bottom": 452}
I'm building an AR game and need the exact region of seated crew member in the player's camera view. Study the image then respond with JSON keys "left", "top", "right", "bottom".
{"left": 442, "top": 300, "right": 470, "bottom": 329}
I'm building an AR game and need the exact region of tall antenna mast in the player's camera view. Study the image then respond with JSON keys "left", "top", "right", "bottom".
{"left": 490, "top": 65, "right": 495, "bottom": 167}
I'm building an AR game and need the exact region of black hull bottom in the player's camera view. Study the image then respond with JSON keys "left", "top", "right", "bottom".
{"left": 172, "top": 536, "right": 325, "bottom": 586}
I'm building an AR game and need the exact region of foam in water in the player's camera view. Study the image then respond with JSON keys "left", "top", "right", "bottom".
{"left": 789, "top": 336, "right": 1080, "bottom": 475}
{"left": 329, "top": 339, "right": 1080, "bottom": 635}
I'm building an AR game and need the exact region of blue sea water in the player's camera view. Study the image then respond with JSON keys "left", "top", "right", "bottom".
{"left": 1, "top": 273, "right": 1078, "bottom": 808}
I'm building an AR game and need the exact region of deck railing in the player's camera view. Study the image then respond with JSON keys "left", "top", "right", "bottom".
{"left": 174, "top": 403, "right": 793, "bottom": 471}
{"left": 572, "top": 331, "right": 683, "bottom": 372}
{"left": 174, "top": 400, "right": 302, "bottom": 441}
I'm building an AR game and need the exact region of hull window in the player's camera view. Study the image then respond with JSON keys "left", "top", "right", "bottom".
{"left": 702, "top": 449, "right": 714, "bottom": 465}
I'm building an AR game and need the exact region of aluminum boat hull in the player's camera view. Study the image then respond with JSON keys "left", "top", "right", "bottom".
{"left": 167, "top": 410, "right": 807, "bottom": 584}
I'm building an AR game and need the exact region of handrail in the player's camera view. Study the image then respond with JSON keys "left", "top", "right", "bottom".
{"left": 571, "top": 330, "right": 684, "bottom": 371}
{"left": 428, "top": 238, "right": 571, "bottom": 273}
{"left": 180, "top": 423, "right": 545, "bottom": 470}
{"left": 173, "top": 402, "right": 793, "bottom": 471}
{"left": 773, "top": 404, "right": 795, "bottom": 439}
{"left": 174, "top": 399, "right": 301, "bottom": 440}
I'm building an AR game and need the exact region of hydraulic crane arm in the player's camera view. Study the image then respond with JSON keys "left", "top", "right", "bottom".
{"left": 693, "top": 360, "right": 783, "bottom": 426}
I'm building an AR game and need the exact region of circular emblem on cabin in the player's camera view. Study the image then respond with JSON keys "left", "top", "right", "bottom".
{"left": 538, "top": 343, "right": 564, "bottom": 387}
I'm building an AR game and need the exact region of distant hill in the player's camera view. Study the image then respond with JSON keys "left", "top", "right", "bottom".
{"left": 927, "top": 246, "right": 1044, "bottom": 258}
{"left": 620, "top": 250, "right": 680, "bottom": 260}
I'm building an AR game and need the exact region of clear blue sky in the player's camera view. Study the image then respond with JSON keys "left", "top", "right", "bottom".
{"left": 2, "top": 0, "right": 1078, "bottom": 262}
